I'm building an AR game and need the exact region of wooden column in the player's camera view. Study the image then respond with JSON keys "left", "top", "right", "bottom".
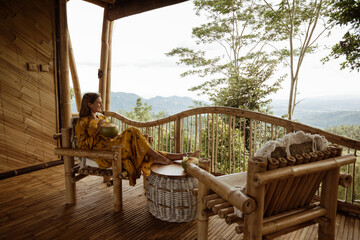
{"left": 68, "top": 33, "right": 81, "bottom": 112}
{"left": 197, "top": 159, "right": 211, "bottom": 240}
{"left": 98, "top": 7, "right": 110, "bottom": 105}
{"left": 112, "top": 145, "right": 122, "bottom": 212}
{"left": 62, "top": 128, "right": 76, "bottom": 204}
{"left": 244, "top": 157, "right": 267, "bottom": 240}
{"left": 318, "top": 168, "right": 340, "bottom": 240}
{"left": 175, "top": 116, "right": 181, "bottom": 153}
{"left": 59, "top": 0, "right": 71, "bottom": 128}
{"left": 105, "top": 20, "right": 114, "bottom": 112}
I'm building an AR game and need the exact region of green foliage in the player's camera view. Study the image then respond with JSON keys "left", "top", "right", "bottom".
{"left": 213, "top": 58, "right": 284, "bottom": 113}
{"left": 323, "top": 0, "right": 360, "bottom": 71}
{"left": 261, "top": 0, "right": 331, "bottom": 120}
{"left": 70, "top": 88, "right": 75, "bottom": 103}
{"left": 325, "top": 125, "right": 360, "bottom": 141}
{"left": 199, "top": 116, "right": 249, "bottom": 174}
{"left": 167, "top": 0, "right": 283, "bottom": 113}
{"left": 326, "top": 125, "right": 360, "bottom": 202}
{"left": 125, "top": 98, "right": 153, "bottom": 122}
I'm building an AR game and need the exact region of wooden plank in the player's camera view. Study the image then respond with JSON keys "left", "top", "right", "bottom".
{"left": 107, "top": 0, "right": 188, "bottom": 21}
{"left": 336, "top": 214, "right": 346, "bottom": 239}
{"left": 354, "top": 217, "right": 359, "bottom": 240}
{"left": 0, "top": 165, "right": 357, "bottom": 240}
{"left": 342, "top": 213, "right": 351, "bottom": 240}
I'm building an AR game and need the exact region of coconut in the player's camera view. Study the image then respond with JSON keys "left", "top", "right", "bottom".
{"left": 101, "top": 123, "right": 119, "bottom": 138}
{"left": 181, "top": 157, "right": 199, "bottom": 171}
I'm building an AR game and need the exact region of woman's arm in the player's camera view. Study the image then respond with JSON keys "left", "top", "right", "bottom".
{"left": 75, "top": 118, "right": 94, "bottom": 149}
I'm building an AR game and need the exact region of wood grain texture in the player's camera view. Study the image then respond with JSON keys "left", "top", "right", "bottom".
{"left": 0, "top": 0, "right": 58, "bottom": 173}
{"left": 0, "top": 165, "right": 359, "bottom": 240}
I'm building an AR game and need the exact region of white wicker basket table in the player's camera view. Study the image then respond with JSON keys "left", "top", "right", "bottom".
{"left": 145, "top": 163, "right": 198, "bottom": 222}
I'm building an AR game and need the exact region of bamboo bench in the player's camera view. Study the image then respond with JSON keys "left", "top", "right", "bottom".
{"left": 186, "top": 135, "right": 356, "bottom": 239}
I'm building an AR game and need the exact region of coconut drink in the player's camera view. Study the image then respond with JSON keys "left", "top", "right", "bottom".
{"left": 181, "top": 156, "right": 199, "bottom": 171}
{"left": 101, "top": 123, "right": 119, "bottom": 138}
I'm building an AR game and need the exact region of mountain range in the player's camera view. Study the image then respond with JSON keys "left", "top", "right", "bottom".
{"left": 72, "top": 92, "right": 360, "bottom": 129}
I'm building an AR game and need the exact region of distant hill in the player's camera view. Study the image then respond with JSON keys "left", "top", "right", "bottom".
{"left": 72, "top": 92, "right": 200, "bottom": 115}
{"left": 72, "top": 93, "right": 360, "bottom": 128}
{"left": 271, "top": 95, "right": 360, "bottom": 116}
{"left": 271, "top": 95, "right": 360, "bottom": 128}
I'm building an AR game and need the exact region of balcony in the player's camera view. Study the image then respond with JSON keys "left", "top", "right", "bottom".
{"left": 0, "top": 164, "right": 358, "bottom": 240}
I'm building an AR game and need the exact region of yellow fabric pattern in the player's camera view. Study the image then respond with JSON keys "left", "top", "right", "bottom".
{"left": 75, "top": 115, "right": 162, "bottom": 186}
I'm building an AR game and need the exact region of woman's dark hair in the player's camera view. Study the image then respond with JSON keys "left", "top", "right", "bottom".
{"left": 79, "top": 92, "right": 101, "bottom": 118}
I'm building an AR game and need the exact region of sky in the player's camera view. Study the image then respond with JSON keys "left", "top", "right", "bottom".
{"left": 67, "top": 0, "right": 359, "bottom": 101}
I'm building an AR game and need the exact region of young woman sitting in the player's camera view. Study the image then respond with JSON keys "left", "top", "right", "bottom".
{"left": 75, "top": 92, "right": 199, "bottom": 186}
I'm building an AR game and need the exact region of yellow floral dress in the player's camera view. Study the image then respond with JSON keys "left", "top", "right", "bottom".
{"left": 75, "top": 115, "right": 166, "bottom": 186}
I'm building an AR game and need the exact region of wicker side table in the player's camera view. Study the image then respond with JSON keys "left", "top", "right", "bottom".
{"left": 145, "top": 163, "right": 198, "bottom": 222}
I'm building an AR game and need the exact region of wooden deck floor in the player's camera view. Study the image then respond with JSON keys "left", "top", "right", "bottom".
{"left": 0, "top": 165, "right": 359, "bottom": 240}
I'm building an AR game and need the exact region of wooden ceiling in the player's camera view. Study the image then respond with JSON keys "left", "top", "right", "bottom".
{"left": 83, "top": 0, "right": 189, "bottom": 20}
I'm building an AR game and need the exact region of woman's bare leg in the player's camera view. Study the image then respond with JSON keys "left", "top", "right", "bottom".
{"left": 165, "top": 150, "right": 200, "bottom": 161}
{"left": 146, "top": 148, "right": 171, "bottom": 164}
{"left": 146, "top": 149, "right": 200, "bottom": 164}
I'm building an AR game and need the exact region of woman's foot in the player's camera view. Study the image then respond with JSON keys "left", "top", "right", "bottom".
{"left": 188, "top": 150, "right": 200, "bottom": 158}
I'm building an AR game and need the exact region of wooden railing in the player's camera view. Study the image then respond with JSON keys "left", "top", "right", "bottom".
{"left": 105, "top": 107, "right": 360, "bottom": 208}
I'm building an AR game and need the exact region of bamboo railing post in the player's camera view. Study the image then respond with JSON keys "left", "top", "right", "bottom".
{"left": 105, "top": 20, "right": 114, "bottom": 112}
{"left": 62, "top": 127, "right": 76, "bottom": 204}
{"left": 98, "top": 7, "right": 110, "bottom": 104}
{"left": 59, "top": 0, "right": 71, "bottom": 128}
{"left": 175, "top": 116, "right": 181, "bottom": 153}
{"left": 197, "top": 159, "right": 211, "bottom": 240}
{"left": 112, "top": 145, "right": 122, "bottom": 212}
{"left": 68, "top": 33, "right": 81, "bottom": 112}
{"left": 244, "top": 157, "right": 267, "bottom": 240}
{"left": 318, "top": 167, "right": 340, "bottom": 240}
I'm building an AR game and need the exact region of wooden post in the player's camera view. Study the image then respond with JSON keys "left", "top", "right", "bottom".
{"left": 197, "top": 159, "right": 211, "bottom": 240}
{"left": 59, "top": 0, "right": 71, "bottom": 128}
{"left": 68, "top": 33, "right": 81, "bottom": 112}
{"left": 175, "top": 116, "right": 181, "bottom": 153}
{"left": 105, "top": 20, "right": 114, "bottom": 112}
{"left": 62, "top": 128, "right": 76, "bottom": 204}
{"left": 318, "top": 168, "right": 340, "bottom": 240}
{"left": 112, "top": 145, "right": 122, "bottom": 212}
{"left": 98, "top": 7, "right": 110, "bottom": 104}
{"left": 244, "top": 157, "right": 267, "bottom": 240}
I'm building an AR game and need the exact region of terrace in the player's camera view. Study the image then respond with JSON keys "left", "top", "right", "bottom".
{"left": 1, "top": 165, "right": 358, "bottom": 240}
{"left": 0, "top": 0, "right": 359, "bottom": 239}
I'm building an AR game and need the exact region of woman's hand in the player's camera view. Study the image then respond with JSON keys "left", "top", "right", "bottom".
{"left": 96, "top": 119, "right": 105, "bottom": 135}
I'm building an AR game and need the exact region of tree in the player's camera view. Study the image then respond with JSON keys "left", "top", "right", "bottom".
{"left": 261, "top": 0, "right": 331, "bottom": 120}
{"left": 125, "top": 98, "right": 153, "bottom": 122}
{"left": 166, "top": 0, "right": 283, "bottom": 113}
{"left": 323, "top": 0, "right": 360, "bottom": 71}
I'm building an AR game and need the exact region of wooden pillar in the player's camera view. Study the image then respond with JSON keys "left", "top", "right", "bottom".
{"left": 68, "top": 33, "right": 81, "bottom": 112}
{"left": 197, "top": 159, "right": 211, "bottom": 240}
{"left": 59, "top": 0, "right": 71, "bottom": 128}
{"left": 98, "top": 7, "right": 110, "bottom": 105}
{"left": 105, "top": 20, "right": 114, "bottom": 112}
{"left": 62, "top": 128, "right": 76, "bottom": 204}
{"left": 244, "top": 157, "right": 267, "bottom": 240}
{"left": 318, "top": 168, "right": 340, "bottom": 240}
{"left": 112, "top": 145, "right": 122, "bottom": 212}
{"left": 175, "top": 116, "right": 181, "bottom": 153}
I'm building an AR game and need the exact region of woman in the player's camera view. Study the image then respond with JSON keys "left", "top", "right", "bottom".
{"left": 75, "top": 92, "right": 199, "bottom": 186}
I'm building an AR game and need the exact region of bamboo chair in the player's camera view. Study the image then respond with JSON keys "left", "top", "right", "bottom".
{"left": 186, "top": 134, "right": 356, "bottom": 240}
{"left": 53, "top": 117, "right": 128, "bottom": 212}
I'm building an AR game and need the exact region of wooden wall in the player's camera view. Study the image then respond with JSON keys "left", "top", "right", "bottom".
{"left": 0, "top": 0, "right": 60, "bottom": 174}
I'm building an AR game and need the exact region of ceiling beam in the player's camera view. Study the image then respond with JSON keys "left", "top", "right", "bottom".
{"left": 107, "top": 0, "right": 188, "bottom": 21}
{"left": 82, "top": 0, "right": 106, "bottom": 8}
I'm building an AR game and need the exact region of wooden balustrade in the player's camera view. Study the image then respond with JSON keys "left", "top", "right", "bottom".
{"left": 104, "top": 107, "right": 360, "bottom": 207}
